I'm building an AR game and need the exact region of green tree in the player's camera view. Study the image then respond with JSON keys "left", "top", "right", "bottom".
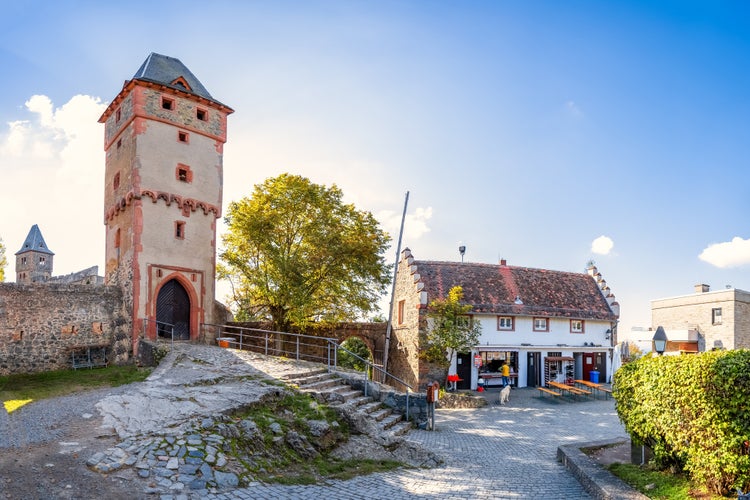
{"left": 424, "top": 286, "right": 482, "bottom": 371}
{"left": 338, "top": 337, "right": 372, "bottom": 371}
{"left": 219, "top": 174, "right": 392, "bottom": 331}
{"left": 0, "top": 237, "right": 7, "bottom": 282}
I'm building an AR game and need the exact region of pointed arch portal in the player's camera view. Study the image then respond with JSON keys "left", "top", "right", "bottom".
{"left": 156, "top": 278, "right": 191, "bottom": 340}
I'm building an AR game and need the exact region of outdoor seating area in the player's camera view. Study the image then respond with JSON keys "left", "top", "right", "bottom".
{"left": 535, "top": 380, "right": 612, "bottom": 401}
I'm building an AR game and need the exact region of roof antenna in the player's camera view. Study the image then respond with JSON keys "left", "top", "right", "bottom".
{"left": 459, "top": 245, "right": 466, "bottom": 263}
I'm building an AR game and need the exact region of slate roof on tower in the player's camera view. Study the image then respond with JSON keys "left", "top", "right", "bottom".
{"left": 414, "top": 260, "right": 617, "bottom": 321}
{"left": 133, "top": 52, "right": 214, "bottom": 101}
{"left": 15, "top": 224, "right": 54, "bottom": 256}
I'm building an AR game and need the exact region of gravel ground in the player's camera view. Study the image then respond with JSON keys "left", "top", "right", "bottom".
{"left": 0, "top": 385, "right": 132, "bottom": 448}
{"left": 0, "top": 384, "right": 148, "bottom": 500}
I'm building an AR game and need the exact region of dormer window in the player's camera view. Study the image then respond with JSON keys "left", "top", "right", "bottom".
{"left": 170, "top": 76, "right": 192, "bottom": 92}
{"left": 161, "top": 97, "right": 174, "bottom": 111}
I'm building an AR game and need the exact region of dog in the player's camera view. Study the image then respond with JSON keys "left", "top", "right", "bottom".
{"left": 499, "top": 385, "right": 511, "bottom": 405}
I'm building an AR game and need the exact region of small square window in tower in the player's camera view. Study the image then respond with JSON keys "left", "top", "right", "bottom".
{"left": 178, "top": 131, "right": 189, "bottom": 143}
{"left": 162, "top": 97, "right": 174, "bottom": 111}
{"left": 176, "top": 164, "right": 192, "bottom": 183}
{"left": 196, "top": 108, "right": 207, "bottom": 121}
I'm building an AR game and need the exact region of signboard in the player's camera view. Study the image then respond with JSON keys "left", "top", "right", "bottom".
{"left": 474, "top": 354, "right": 482, "bottom": 368}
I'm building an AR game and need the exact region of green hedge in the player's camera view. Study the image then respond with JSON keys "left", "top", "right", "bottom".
{"left": 614, "top": 349, "right": 750, "bottom": 495}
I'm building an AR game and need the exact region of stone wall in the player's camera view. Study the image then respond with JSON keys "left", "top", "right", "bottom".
{"left": 0, "top": 283, "right": 132, "bottom": 375}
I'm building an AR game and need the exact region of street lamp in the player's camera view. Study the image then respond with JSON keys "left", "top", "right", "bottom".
{"left": 652, "top": 326, "right": 667, "bottom": 355}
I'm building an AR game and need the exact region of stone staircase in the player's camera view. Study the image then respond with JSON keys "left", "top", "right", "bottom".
{"left": 283, "top": 369, "right": 413, "bottom": 444}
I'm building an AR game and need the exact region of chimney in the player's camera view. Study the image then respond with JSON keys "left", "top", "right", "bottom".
{"left": 500, "top": 258, "right": 507, "bottom": 266}
{"left": 694, "top": 284, "right": 710, "bottom": 293}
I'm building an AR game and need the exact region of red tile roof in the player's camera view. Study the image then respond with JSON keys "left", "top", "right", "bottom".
{"left": 412, "top": 260, "right": 618, "bottom": 321}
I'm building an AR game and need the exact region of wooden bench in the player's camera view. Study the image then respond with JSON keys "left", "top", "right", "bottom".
{"left": 574, "top": 380, "right": 611, "bottom": 399}
{"left": 537, "top": 387, "right": 561, "bottom": 398}
{"left": 548, "top": 381, "right": 592, "bottom": 400}
{"left": 69, "top": 344, "right": 108, "bottom": 370}
{"left": 598, "top": 386, "right": 613, "bottom": 398}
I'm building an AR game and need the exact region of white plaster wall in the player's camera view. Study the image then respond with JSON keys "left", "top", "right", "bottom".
{"left": 474, "top": 314, "right": 611, "bottom": 347}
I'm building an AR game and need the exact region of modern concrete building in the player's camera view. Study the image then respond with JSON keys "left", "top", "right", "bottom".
{"left": 651, "top": 283, "right": 750, "bottom": 352}
{"left": 98, "top": 53, "right": 233, "bottom": 350}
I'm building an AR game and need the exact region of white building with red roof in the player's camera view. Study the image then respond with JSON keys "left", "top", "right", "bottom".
{"left": 389, "top": 248, "right": 619, "bottom": 390}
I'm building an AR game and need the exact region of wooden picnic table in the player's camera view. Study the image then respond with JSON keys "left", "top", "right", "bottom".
{"left": 548, "top": 381, "right": 592, "bottom": 399}
{"left": 574, "top": 379, "right": 612, "bottom": 399}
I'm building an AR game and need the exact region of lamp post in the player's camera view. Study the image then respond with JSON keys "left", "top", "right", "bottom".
{"left": 652, "top": 326, "right": 667, "bottom": 355}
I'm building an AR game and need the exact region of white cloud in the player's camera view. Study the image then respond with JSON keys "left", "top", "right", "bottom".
{"left": 0, "top": 94, "right": 107, "bottom": 279}
{"left": 699, "top": 237, "right": 750, "bottom": 268}
{"left": 591, "top": 235, "right": 614, "bottom": 255}
{"left": 565, "top": 100, "right": 583, "bottom": 118}
{"left": 377, "top": 206, "right": 433, "bottom": 243}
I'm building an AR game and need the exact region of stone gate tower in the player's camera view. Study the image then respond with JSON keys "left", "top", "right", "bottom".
{"left": 98, "top": 53, "right": 233, "bottom": 350}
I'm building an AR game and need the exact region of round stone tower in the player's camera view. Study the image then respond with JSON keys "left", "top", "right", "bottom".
{"left": 98, "top": 53, "right": 233, "bottom": 351}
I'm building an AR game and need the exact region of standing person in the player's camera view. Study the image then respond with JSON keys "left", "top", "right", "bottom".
{"left": 501, "top": 360, "right": 510, "bottom": 387}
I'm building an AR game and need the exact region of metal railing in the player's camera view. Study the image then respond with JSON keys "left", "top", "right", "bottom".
{"left": 142, "top": 318, "right": 176, "bottom": 345}
{"left": 202, "top": 323, "right": 414, "bottom": 421}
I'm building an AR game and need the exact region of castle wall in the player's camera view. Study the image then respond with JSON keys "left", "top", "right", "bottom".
{"left": 0, "top": 283, "right": 131, "bottom": 375}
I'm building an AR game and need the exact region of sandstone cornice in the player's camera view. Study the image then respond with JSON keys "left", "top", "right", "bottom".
{"left": 105, "top": 189, "right": 220, "bottom": 222}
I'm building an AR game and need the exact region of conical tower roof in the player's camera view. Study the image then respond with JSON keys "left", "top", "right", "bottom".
{"left": 16, "top": 224, "right": 54, "bottom": 256}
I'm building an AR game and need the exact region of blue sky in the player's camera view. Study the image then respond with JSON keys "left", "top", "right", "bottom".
{"left": 2, "top": 1, "right": 750, "bottom": 332}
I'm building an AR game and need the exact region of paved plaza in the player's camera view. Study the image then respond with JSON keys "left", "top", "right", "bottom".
{"left": 204, "top": 380, "right": 628, "bottom": 499}
{"left": 2, "top": 345, "right": 628, "bottom": 499}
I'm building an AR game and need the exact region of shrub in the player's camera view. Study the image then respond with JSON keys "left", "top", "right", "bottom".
{"left": 614, "top": 350, "right": 750, "bottom": 495}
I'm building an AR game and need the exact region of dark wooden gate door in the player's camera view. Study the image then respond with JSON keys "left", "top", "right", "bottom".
{"left": 456, "top": 352, "right": 471, "bottom": 390}
{"left": 156, "top": 279, "right": 191, "bottom": 340}
{"left": 527, "top": 352, "right": 541, "bottom": 387}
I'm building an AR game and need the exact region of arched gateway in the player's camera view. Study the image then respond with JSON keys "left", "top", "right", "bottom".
{"left": 156, "top": 279, "right": 191, "bottom": 340}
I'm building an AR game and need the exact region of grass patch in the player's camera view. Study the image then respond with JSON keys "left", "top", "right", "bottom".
{"left": 608, "top": 463, "right": 723, "bottom": 499}
{"left": 261, "top": 457, "right": 403, "bottom": 485}
{"left": 0, "top": 365, "right": 151, "bottom": 409}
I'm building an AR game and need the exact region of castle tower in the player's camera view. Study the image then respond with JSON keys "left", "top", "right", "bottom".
{"left": 98, "top": 53, "right": 233, "bottom": 348}
{"left": 15, "top": 224, "right": 54, "bottom": 284}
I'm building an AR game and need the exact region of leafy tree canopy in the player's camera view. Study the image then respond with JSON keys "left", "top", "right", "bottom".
{"left": 0, "top": 237, "right": 7, "bottom": 282}
{"left": 424, "top": 286, "right": 482, "bottom": 369}
{"left": 219, "top": 174, "right": 392, "bottom": 331}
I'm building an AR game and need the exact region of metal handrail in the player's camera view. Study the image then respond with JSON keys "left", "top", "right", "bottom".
{"left": 201, "top": 322, "right": 415, "bottom": 421}
{"left": 143, "top": 318, "right": 175, "bottom": 344}
{"left": 332, "top": 341, "right": 413, "bottom": 421}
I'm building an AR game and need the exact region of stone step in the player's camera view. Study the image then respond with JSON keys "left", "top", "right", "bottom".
{"left": 357, "top": 401, "right": 383, "bottom": 414}
{"left": 368, "top": 408, "right": 392, "bottom": 422}
{"left": 285, "top": 371, "right": 336, "bottom": 386}
{"left": 387, "top": 420, "right": 413, "bottom": 437}
{"left": 378, "top": 413, "right": 404, "bottom": 431}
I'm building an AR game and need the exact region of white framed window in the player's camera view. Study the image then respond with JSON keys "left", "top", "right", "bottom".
{"left": 533, "top": 317, "right": 548, "bottom": 332}
{"left": 570, "top": 319, "right": 584, "bottom": 333}
{"left": 497, "top": 316, "right": 514, "bottom": 331}
{"left": 712, "top": 308, "right": 722, "bottom": 325}
{"left": 456, "top": 316, "right": 471, "bottom": 328}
